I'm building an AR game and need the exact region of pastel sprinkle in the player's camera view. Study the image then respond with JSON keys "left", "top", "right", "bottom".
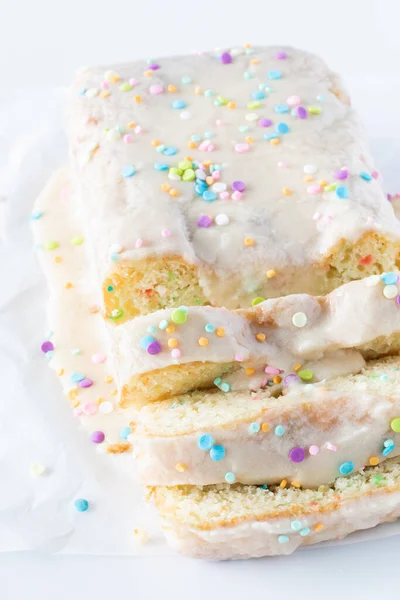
{"left": 298, "top": 369, "right": 313, "bottom": 381}
{"left": 220, "top": 52, "right": 232, "bottom": 64}
{"left": 234, "top": 143, "right": 250, "bottom": 153}
{"left": 150, "top": 84, "right": 164, "bottom": 95}
{"left": 292, "top": 312, "right": 307, "bottom": 328}
{"left": 120, "top": 426, "right": 131, "bottom": 439}
{"left": 232, "top": 180, "right": 246, "bottom": 192}
{"left": 122, "top": 165, "right": 136, "bottom": 178}
{"left": 278, "top": 535, "right": 289, "bottom": 544}
{"left": 289, "top": 447, "right": 305, "bottom": 463}
{"left": 198, "top": 434, "right": 214, "bottom": 451}
{"left": 198, "top": 215, "right": 213, "bottom": 227}
{"left": 79, "top": 378, "right": 93, "bottom": 388}
{"left": 154, "top": 162, "right": 169, "bottom": 171}
{"left": 140, "top": 335, "right": 155, "bottom": 349}
{"left": 276, "top": 122, "right": 290, "bottom": 134}
{"left": 74, "top": 499, "right": 89, "bottom": 512}
{"left": 91, "top": 430, "right": 105, "bottom": 444}
{"left": 258, "top": 118, "right": 273, "bottom": 127}
{"left": 339, "top": 461, "right": 354, "bottom": 475}
{"left": 268, "top": 70, "right": 281, "bottom": 80}
{"left": 41, "top": 341, "right": 54, "bottom": 353}
{"left": 390, "top": 417, "right": 400, "bottom": 433}
{"left": 171, "top": 309, "right": 187, "bottom": 324}
{"left": 336, "top": 185, "right": 349, "bottom": 199}
{"left": 309, "top": 445, "right": 320, "bottom": 456}
{"left": 295, "top": 106, "right": 307, "bottom": 119}
{"left": 291, "top": 520, "right": 302, "bottom": 532}
{"left": 360, "top": 172, "right": 373, "bottom": 181}
{"left": 248, "top": 422, "right": 261, "bottom": 434}
{"left": 382, "top": 272, "right": 399, "bottom": 285}
{"left": 30, "top": 463, "right": 46, "bottom": 476}
{"left": 210, "top": 445, "right": 226, "bottom": 461}
{"left": 300, "top": 528, "right": 311, "bottom": 537}
{"left": 172, "top": 100, "right": 187, "bottom": 109}
{"left": 383, "top": 285, "right": 398, "bottom": 299}
{"left": 335, "top": 168, "right": 348, "bottom": 180}
{"left": 147, "top": 340, "right": 162, "bottom": 355}
{"left": 225, "top": 472, "right": 236, "bottom": 483}
{"left": 275, "top": 425, "right": 285, "bottom": 437}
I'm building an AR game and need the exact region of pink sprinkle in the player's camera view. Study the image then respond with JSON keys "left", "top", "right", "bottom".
{"left": 277, "top": 161, "right": 287, "bottom": 168}
{"left": 307, "top": 185, "right": 321, "bottom": 195}
{"left": 150, "top": 84, "right": 164, "bottom": 95}
{"left": 220, "top": 191, "right": 230, "bottom": 200}
{"left": 83, "top": 403, "right": 98, "bottom": 416}
{"left": 260, "top": 377, "right": 270, "bottom": 388}
{"left": 309, "top": 445, "right": 319, "bottom": 456}
{"left": 235, "top": 355, "right": 244, "bottom": 362}
{"left": 134, "top": 126, "right": 143, "bottom": 134}
{"left": 129, "top": 78, "right": 137, "bottom": 86}
{"left": 213, "top": 170, "right": 221, "bottom": 180}
{"left": 216, "top": 119, "right": 223, "bottom": 126}
{"left": 264, "top": 366, "right": 281, "bottom": 375}
{"left": 372, "top": 170, "right": 379, "bottom": 179}
{"left": 135, "top": 239, "right": 143, "bottom": 248}
{"left": 101, "top": 81, "right": 110, "bottom": 89}
{"left": 91, "top": 353, "right": 106, "bottom": 364}
{"left": 234, "top": 143, "right": 250, "bottom": 153}
{"left": 171, "top": 349, "right": 181, "bottom": 359}
{"left": 207, "top": 144, "right": 215, "bottom": 152}
{"left": 231, "top": 191, "right": 243, "bottom": 201}
{"left": 123, "top": 134, "right": 132, "bottom": 144}
{"left": 199, "top": 140, "right": 211, "bottom": 151}
{"left": 326, "top": 442, "right": 337, "bottom": 452}
{"left": 73, "top": 406, "right": 84, "bottom": 417}
{"left": 287, "top": 95, "right": 300, "bottom": 107}
{"left": 161, "top": 229, "right": 171, "bottom": 237}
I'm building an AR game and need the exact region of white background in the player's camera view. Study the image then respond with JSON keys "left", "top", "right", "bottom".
{"left": 1, "top": 0, "right": 400, "bottom": 597}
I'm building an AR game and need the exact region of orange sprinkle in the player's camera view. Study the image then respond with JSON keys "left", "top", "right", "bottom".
{"left": 166, "top": 325, "right": 175, "bottom": 334}
{"left": 280, "top": 479, "right": 287, "bottom": 489}
{"left": 105, "top": 376, "right": 114, "bottom": 383}
{"left": 188, "top": 141, "right": 197, "bottom": 148}
{"left": 111, "top": 389, "right": 118, "bottom": 396}
{"left": 175, "top": 463, "right": 187, "bottom": 472}
{"left": 203, "top": 160, "right": 212, "bottom": 167}
{"left": 359, "top": 255, "right": 373, "bottom": 266}
{"left": 144, "top": 70, "right": 153, "bottom": 77}
{"left": 244, "top": 237, "right": 255, "bottom": 246}
{"left": 273, "top": 375, "right": 282, "bottom": 385}
{"left": 291, "top": 481, "right": 301, "bottom": 488}
{"left": 215, "top": 327, "right": 225, "bottom": 337}
{"left": 198, "top": 337, "right": 209, "bottom": 347}
{"left": 245, "top": 368, "right": 255, "bottom": 376}
{"left": 134, "top": 95, "right": 142, "bottom": 103}
{"left": 100, "top": 90, "right": 111, "bottom": 98}
{"left": 261, "top": 422, "right": 270, "bottom": 433}
{"left": 107, "top": 443, "right": 131, "bottom": 454}
{"left": 227, "top": 101, "right": 236, "bottom": 109}
{"left": 245, "top": 136, "right": 254, "bottom": 144}
{"left": 256, "top": 333, "right": 266, "bottom": 342}
{"left": 161, "top": 183, "right": 171, "bottom": 192}
{"left": 369, "top": 456, "right": 379, "bottom": 466}
{"left": 282, "top": 187, "right": 293, "bottom": 195}
{"left": 64, "top": 282, "right": 73, "bottom": 289}
{"left": 53, "top": 256, "right": 63, "bottom": 263}
{"left": 206, "top": 176, "right": 214, "bottom": 185}
{"left": 270, "top": 138, "right": 280, "bottom": 146}
{"left": 151, "top": 139, "right": 161, "bottom": 146}
{"left": 167, "top": 338, "right": 178, "bottom": 349}
{"left": 244, "top": 43, "right": 252, "bottom": 49}
{"left": 128, "top": 121, "right": 136, "bottom": 128}
{"left": 194, "top": 86, "right": 202, "bottom": 95}
{"left": 314, "top": 523, "right": 324, "bottom": 532}
{"left": 266, "top": 269, "right": 276, "bottom": 278}
{"left": 319, "top": 179, "right": 328, "bottom": 187}
{"left": 185, "top": 156, "right": 193, "bottom": 162}
{"left": 167, "top": 84, "right": 177, "bottom": 93}
{"left": 111, "top": 75, "right": 120, "bottom": 83}
{"left": 56, "top": 368, "right": 64, "bottom": 376}
{"left": 250, "top": 58, "right": 259, "bottom": 65}
{"left": 169, "top": 188, "right": 179, "bottom": 197}
{"left": 293, "top": 363, "right": 302, "bottom": 372}
{"left": 303, "top": 175, "right": 314, "bottom": 183}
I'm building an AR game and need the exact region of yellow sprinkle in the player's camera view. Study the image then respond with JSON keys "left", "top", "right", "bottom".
{"left": 151, "top": 139, "right": 161, "bottom": 146}
{"left": 273, "top": 375, "right": 282, "bottom": 385}
{"left": 166, "top": 325, "right": 175, "bottom": 334}
{"left": 282, "top": 187, "right": 293, "bottom": 195}
{"left": 167, "top": 338, "right": 178, "bottom": 349}
{"left": 53, "top": 256, "right": 63, "bottom": 264}
{"left": 215, "top": 327, "right": 225, "bottom": 337}
{"left": 105, "top": 376, "right": 114, "bottom": 383}
{"left": 56, "top": 368, "right": 64, "bottom": 376}
{"left": 71, "top": 236, "right": 84, "bottom": 246}
{"left": 314, "top": 523, "right": 324, "bottom": 532}
{"left": 167, "top": 84, "right": 177, "bottom": 93}
{"left": 291, "top": 481, "right": 301, "bottom": 488}
{"left": 194, "top": 86, "right": 202, "bottom": 95}
{"left": 68, "top": 389, "right": 78, "bottom": 401}
{"left": 133, "top": 527, "right": 149, "bottom": 544}
{"left": 245, "top": 136, "right": 254, "bottom": 144}
{"left": 244, "top": 237, "right": 255, "bottom": 246}
{"left": 169, "top": 188, "right": 179, "bottom": 197}
{"left": 206, "top": 176, "right": 214, "bottom": 185}
{"left": 188, "top": 141, "right": 197, "bottom": 148}
{"left": 369, "top": 456, "right": 379, "bottom": 466}
{"left": 303, "top": 175, "right": 314, "bottom": 183}
{"left": 227, "top": 101, "right": 236, "bottom": 109}
{"left": 261, "top": 422, "right": 270, "bottom": 433}
{"left": 256, "top": 333, "right": 266, "bottom": 342}
{"left": 270, "top": 138, "right": 280, "bottom": 146}
{"left": 96, "top": 397, "right": 105, "bottom": 405}
{"left": 198, "top": 337, "right": 209, "bottom": 347}
{"left": 280, "top": 479, "right": 287, "bottom": 489}
{"left": 134, "top": 95, "right": 142, "bottom": 103}
{"left": 250, "top": 58, "right": 259, "bottom": 65}
{"left": 293, "top": 363, "right": 302, "bottom": 372}
{"left": 203, "top": 160, "right": 212, "bottom": 167}
{"left": 128, "top": 121, "right": 136, "bottom": 128}
{"left": 161, "top": 183, "right": 171, "bottom": 192}
{"left": 100, "top": 90, "right": 111, "bottom": 98}
{"left": 144, "top": 70, "right": 153, "bottom": 77}
{"left": 71, "top": 398, "right": 80, "bottom": 408}
{"left": 175, "top": 463, "right": 187, "bottom": 472}
{"left": 266, "top": 269, "right": 276, "bottom": 278}
{"left": 64, "top": 282, "right": 73, "bottom": 289}
{"left": 245, "top": 368, "right": 255, "bottom": 376}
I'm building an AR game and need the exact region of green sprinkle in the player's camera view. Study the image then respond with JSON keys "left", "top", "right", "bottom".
{"left": 324, "top": 184, "right": 337, "bottom": 192}
{"left": 298, "top": 369, "right": 313, "bottom": 381}
{"left": 251, "top": 296, "right": 265, "bottom": 306}
{"left": 119, "top": 82, "right": 133, "bottom": 92}
{"left": 247, "top": 101, "right": 261, "bottom": 109}
{"left": 70, "top": 236, "right": 84, "bottom": 246}
{"left": 182, "top": 169, "right": 195, "bottom": 181}
{"left": 171, "top": 309, "right": 187, "bottom": 324}
{"left": 107, "top": 285, "right": 114, "bottom": 292}
{"left": 178, "top": 160, "right": 192, "bottom": 171}
{"left": 44, "top": 241, "right": 59, "bottom": 250}
{"left": 216, "top": 95, "right": 229, "bottom": 105}
{"left": 307, "top": 105, "right": 322, "bottom": 115}
{"left": 110, "top": 308, "right": 123, "bottom": 320}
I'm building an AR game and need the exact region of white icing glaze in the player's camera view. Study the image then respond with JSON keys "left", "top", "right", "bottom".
{"left": 68, "top": 46, "right": 400, "bottom": 308}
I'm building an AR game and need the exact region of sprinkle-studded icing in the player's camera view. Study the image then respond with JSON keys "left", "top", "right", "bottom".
{"left": 69, "top": 46, "right": 400, "bottom": 309}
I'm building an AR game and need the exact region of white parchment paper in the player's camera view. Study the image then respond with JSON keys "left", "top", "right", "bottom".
{"left": 1, "top": 85, "right": 400, "bottom": 556}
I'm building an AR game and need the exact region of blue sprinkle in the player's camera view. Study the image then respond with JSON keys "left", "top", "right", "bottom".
{"left": 178, "top": 306, "right": 188, "bottom": 313}
{"left": 214, "top": 377, "right": 222, "bottom": 386}
{"left": 78, "top": 88, "right": 87, "bottom": 96}
{"left": 204, "top": 131, "right": 214, "bottom": 139}
{"left": 159, "top": 320, "right": 168, "bottom": 330}
{"left": 198, "top": 434, "right": 214, "bottom": 451}
{"left": 120, "top": 426, "right": 131, "bottom": 440}
{"left": 339, "top": 461, "right": 354, "bottom": 475}
{"left": 140, "top": 335, "right": 155, "bottom": 349}
{"left": 260, "top": 484, "right": 268, "bottom": 490}
{"left": 155, "top": 145, "right": 165, "bottom": 153}
{"left": 195, "top": 184, "right": 207, "bottom": 195}
{"left": 360, "top": 171, "right": 373, "bottom": 181}
{"left": 163, "top": 147, "right": 178, "bottom": 156}
{"left": 274, "top": 104, "right": 289, "bottom": 114}
{"left": 251, "top": 90, "right": 265, "bottom": 100}
{"left": 205, "top": 323, "right": 215, "bottom": 333}
{"left": 248, "top": 422, "right": 260, "bottom": 434}
{"left": 172, "top": 99, "right": 187, "bottom": 109}
{"left": 202, "top": 190, "right": 217, "bottom": 202}
{"left": 74, "top": 498, "right": 89, "bottom": 512}
{"left": 382, "top": 272, "right": 399, "bottom": 285}
{"left": 291, "top": 520, "right": 302, "bottom": 531}
{"left": 244, "top": 71, "right": 254, "bottom": 80}
{"left": 220, "top": 382, "right": 231, "bottom": 393}
{"left": 336, "top": 186, "right": 349, "bottom": 199}
{"left": 278, "top": 535, "right": 289, "bottom": 544}
{"left": 380, "top": 374, "right": 390, "bottom": 381}
{"left": 204, "top": 90, "right": 214, "bottom": 97}
{"left": 31, "top": 211, "right": 43, "bottom": 220}
{"left": 268, "top": 70, "right": 281, "bottom": 80}
{"left": 71, "top": 372, "right": 85, "bottom": 382}
{"left": 71, "top": 349, "right": 81, "bottom": 356}
{"left": 210, "top": 445, "right": 226, "bottom": 461}
{"left": 264, "top": 133, "right": 279, "bottom": 141}
{"left": 147, "top": 325, "right": 157, "bottom": 334}
{"left": 122, "top": 165, "right": 136, "bottom": 178}
{"left": 225, "top": 472, "right": 236, "bottom": 483}
{"left": 384, "top": 439, "right": 394, "bottom": 448}
{"left": 276, "top": 122, "right": 290, "bottom": 134}
{"left": 45, "top": 351, "right": 54, "bottom": 360}
{"left": 191, "top": 134, "right": 201, "bottom": 142}
{"left": 239, "top": 125, "right": 249, "bottom": 133}
{"left": 300, "top": 527, "right": 311, "bottom": 537}
{"left": 153, "top": 162, "right": 169, "bottom": 171}
{"left": 181, "top": 76, "right": 192, "bottom": 84}
{"left": 275, "top": 425, "right": 285, "bottom": 437}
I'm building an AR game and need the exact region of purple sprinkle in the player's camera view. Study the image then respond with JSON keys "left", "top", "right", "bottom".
{"left": 258, "top": 118, "right": 273, "bottom": 128}
{"left": 275, "top": 51, "right": 288, "bottom": 60}
{"left": 91, "top": 430, "right": 105, "bottom": 444}
{"left": 295, "top": 106, "right": 307, "bottom": 119}
{"left": 147, "top": 340, "right": 162, "bottom": 355}
{"left": 41, "top": 341, "right": 54, "bottom": 353}
{"left": 397, "top": 295, "right": 400, "bottom": 306}
{"left": 220, "top": 52, "right": 232, "bottom": 65}
{"left": 283, "top": 374, "right": 301, "bottom": 387}
{"left": 289, "top": 447, "right": 305, "bottom": 463}
{"left": 334, "top": 169, "right": 349, "bottom": 180}
{"left": 232, "top": 181, "right": 246, "bottom": 192}
{"left": 198, "top": 215, "right": 213, "bottom": 228}
{"left": 148, "top": 63, "right": 160, "bottom": 70}
{"left": 79, "top": 378, "right": 93, "bottom": 388}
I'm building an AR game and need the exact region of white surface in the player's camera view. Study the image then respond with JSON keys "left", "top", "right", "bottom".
{"left": 1, "top": 0, "right": 400, "bottom": 597}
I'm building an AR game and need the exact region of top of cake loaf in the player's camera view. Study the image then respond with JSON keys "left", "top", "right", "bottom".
{"left": 68, "top": 45, "right": 400, "bottom": 311}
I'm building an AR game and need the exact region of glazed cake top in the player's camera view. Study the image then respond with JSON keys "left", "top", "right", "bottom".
{"left": 68, "top": 45, "right": 400, "bottom": 306}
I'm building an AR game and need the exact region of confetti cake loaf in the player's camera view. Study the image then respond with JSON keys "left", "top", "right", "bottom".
{"left": 68, "top": 46, "right": 400, "bottom": 324}
{"left": 133, "top": 357, "right": 400, "bottom": 487}
{"left": 114, "top": 275, "right": 400, "bottom": 406}
{"left": 150, "top": 455, "right": 400, "bottom": 560}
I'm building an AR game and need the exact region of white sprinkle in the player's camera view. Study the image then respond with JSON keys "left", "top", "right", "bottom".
{"left": 180, "top": 111, "right": 192, "bottom": 120}
{"left": 383, "top": 284, "right": 398, "bottom": 299}
{"left": 326, "top": 442, "right": 337, "bottom": 452}
{"left": 99, "top": 401, "right": 114, "bottom": 414}
{"left": 106, "top": 129, "right": 121, "bottom": 141}
{"left": 303, "top": 164, "right": 317, "bottom": 174}
{"left": 366, "top": 275, "right": 381, "bottom": 287}
{"left": 195, "top": 169, "right": 207, "bottom": 180}
{"left": 212, "top": 182, "right": 227, "bottom": 193}
{"left": 30, "top": 463, "right": 46, "bottom": 476}
{"left": 312, "top": 212, "right": 321, "bottom": 221}
{"left": 245, "top": 113, "right": 258, "bottom": 121}
{"left": 85, "top": 88, "right": 99, "bottom": 98}
{"left": 168, "top": 173, "right": 181, "bottom": 181}
{"left": 215, "top": 214, "right": 230, "bottom": 226}
{"left": 292, "top": 312, "right": 308, "bottom": 328}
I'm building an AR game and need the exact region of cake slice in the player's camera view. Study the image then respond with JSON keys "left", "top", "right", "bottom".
{"left": 115, "top": 275, "right": 400, "bottom": 406}
{"left": 68, "top": 46, "right": 400, "bottom": 323}
{"left": 149, "top": 456, "right": 400, "bottom": 560}
{"left": 133, "top": 357, "right": 400, "bottom": 487}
